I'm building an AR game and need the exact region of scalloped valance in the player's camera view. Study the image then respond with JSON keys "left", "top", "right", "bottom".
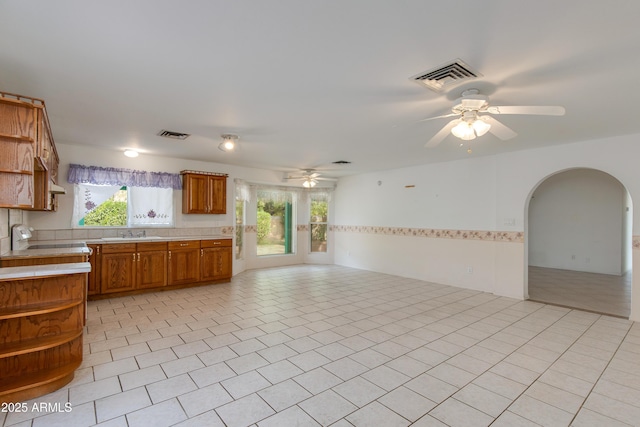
{"left": 68, "top": 164, "right": 182, "bottom": 189}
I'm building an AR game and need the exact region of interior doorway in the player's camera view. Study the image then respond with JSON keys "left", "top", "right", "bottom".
{"left": 526, "top": 168, "right": 632, "bottom": 318}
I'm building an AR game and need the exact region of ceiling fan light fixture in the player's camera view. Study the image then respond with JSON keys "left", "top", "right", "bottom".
{"left": 451, "top": 122, "right": 476, "bottom": 140}
{"left": 303, "top": 179, "right": 317, "bottom": 188}
{"left": 472, "top": 118, "right": 491, "bottom": 136}
{"left": 219, "top": 134, "right": 238, "bottom": 152}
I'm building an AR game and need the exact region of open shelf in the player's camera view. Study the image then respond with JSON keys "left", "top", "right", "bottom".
{"left": 0, "top": 330, "right": 82, "bottom": 359}
{"left": 0, "top": 299, "right": 83, "bottom": 321}
{"left": 0, "top": 132, "right": 34, "bottom": 142}
{"left": 0, "top": 360, "right": 81, "bottom": 403}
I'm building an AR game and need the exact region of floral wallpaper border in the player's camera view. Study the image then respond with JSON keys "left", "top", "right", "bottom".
{"left": 331, "top": 225, "right": 524, "bottom": 242}
{"left": 244, "top": 225, "right": 640, "bottom": 247}
{"left": 244, "top": 224, "right": 522, "bottom": 242}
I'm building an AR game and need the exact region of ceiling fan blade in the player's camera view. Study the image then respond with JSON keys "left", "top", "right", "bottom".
{"left": 486, "top": 105, "right": 565, "bottom": 116}
{"left": 483, "top": 116, "right": 518, "bottom": 140}
{"left": 416, "top": 112, "right": 459, "bottom": 123}
{"left": 425, "top": 119, "right": 460, "bottom": 148}
{"left": 308, "top": 172, "right": 320, "bottom": 179}
{"left": 316, "top": 177, "right": 338, "bottom": 181}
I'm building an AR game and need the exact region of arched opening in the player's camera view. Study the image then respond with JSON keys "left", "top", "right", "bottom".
{"left": 525, "top": 168, "right": 633, "bottom": 317}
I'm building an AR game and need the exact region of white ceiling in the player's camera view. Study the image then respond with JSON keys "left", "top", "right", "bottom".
{"left": 1, "top": 1, "right": 639, "bottom": 178}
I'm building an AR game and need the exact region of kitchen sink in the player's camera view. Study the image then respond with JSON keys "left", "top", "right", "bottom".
{"left": 101, "top": 236, "right": 163, "bottom": 241}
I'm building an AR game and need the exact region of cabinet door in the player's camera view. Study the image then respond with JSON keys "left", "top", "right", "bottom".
{"left": 87, "top": 244, "right": 101, "bottom": 296}
{"left": 168, "top": 248, "right": 201, "bottom": 285}
{"left": 201, "top": 247, "right": 232, "bottom": 281}
{"left": 217, "top": 247, "right": 232, "bottom": 278}
{"left": 208, "top": 175, "right": 226, "bottom": 214}
{"left": 182, "top": 174, "right": 208, "bottom": 213}
{"left": 138, "top": 250, "right": 168, "bottom": 289}
{"left": 100, "top": 251, "right": 136, "bottom": 293}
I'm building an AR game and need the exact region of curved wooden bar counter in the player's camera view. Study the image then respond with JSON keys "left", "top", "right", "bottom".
{"left": 0, "top": 263, "right": 90, "bottom": 404}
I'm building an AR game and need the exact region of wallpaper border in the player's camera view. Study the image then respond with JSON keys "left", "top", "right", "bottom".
{"left": 244, "top": 225, "right": 640, "bottom": 247}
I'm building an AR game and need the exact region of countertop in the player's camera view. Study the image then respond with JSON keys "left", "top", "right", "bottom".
{"left": 0, "top": 235, "right": 232, "bottom": 259}
{"left": 0, "top": 262, "right": 92, "bottom": 280}
{"left": 0, "top": 236, "right": 231, "bottom": 280}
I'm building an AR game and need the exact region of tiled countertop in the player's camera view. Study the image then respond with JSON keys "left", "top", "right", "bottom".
{"left": 0, "top": 236, "right": 231, "bottom": 279}
{"left": 0, "top": 262, "right": 91, "bottom": 280}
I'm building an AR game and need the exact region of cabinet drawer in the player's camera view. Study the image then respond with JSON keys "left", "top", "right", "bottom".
{"left": 168, "top": 240, "right": 200, "bottom": 250}
{"left": 201, "top": 239, "right": 232, "bottom": 248}
{"left": 102, "top": 243, "right": 136, "bottom": 253}
{"left": 137, "top": 241, "right": 168, "bottom": 252}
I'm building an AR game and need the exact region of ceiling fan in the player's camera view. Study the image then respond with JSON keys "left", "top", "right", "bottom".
{"left": 422, "top": 88, "right": 565, "bottom": 148}
{"left": 283, "top": 169, "right": 338, "bottom": 188}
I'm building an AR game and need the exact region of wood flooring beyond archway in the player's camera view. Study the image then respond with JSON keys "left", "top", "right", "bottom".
{"left": 528, "top": 266, "right": 631, "bottom": 318}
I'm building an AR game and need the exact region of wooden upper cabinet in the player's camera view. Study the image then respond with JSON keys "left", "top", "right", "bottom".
{"left": 0, "top": 94, "right": 36, "bottom": 208}
{"left": 27, "top": 106, "right": 60, "bottom": 211}
{"left": 0, "top": 92, "right": 59, "bottom": 210}
{"left": 0, "top": 96, "right": 37, "bottom": 140}
{"left": 181, "top": 171, "right": 227, "bottom": 214}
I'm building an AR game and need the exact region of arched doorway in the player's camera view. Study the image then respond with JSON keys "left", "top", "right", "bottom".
{"left": 525, "top": 168, "right": 633, "bottom": 317}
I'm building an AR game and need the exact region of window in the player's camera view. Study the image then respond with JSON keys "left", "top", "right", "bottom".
{"left": 68, "top": 164, "right": 181, "bottom": 228}
{"left": 257, "top": 189, "right": 295, "bottom": 256}
{"left": 235, "top": 199, "right": 244, "bottom": 259}
{"left": 73, "top": 183, "right": 174, "bottom": 227}
{"left": 310, "top": 192, "right": 328, "bottom": 252}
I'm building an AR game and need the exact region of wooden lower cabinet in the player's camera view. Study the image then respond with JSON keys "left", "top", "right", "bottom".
{"left": 100, "top": 242, "right": 168, "bottom": 294}
{"left": 0, "top": 253, "right": 87, "bottom": 267}
{"left": 87, "top": 244, "right": 101, "bottom": 296}
{"left": 168, "top": 240, "right": 201, "bottom": 286}
{"left": 201, "top": 239, "right": 232, "bottom": 282}
{"left": 138, "top": 242, "right": 168, "bottom": 289}
{"left": 0, "top": 273, "right": 86, "bottom": 403}
{"left": 100, "top": 243, "right": 137, "bottom": 294}
{"left": 89, "top": 239, "right": 230, "bottom": 299}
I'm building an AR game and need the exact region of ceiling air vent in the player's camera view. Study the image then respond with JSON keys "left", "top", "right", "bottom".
{"left": 409, "top": 59, "right": 482, "bottom": 92}
{"left": 332, "top": 160, "right": 351, "bottom": 165}
{"left": 157, "top": 129, "right": 190, "bottom": 140}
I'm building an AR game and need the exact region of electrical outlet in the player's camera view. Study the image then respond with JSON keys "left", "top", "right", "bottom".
{"left": 467, "top": 266, "right": 473, "bottom": 274}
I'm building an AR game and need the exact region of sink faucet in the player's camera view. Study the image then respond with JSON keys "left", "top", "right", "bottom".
{"left": 136, "top": 230, "right": 146, "bottom": 238}
{"left": 127, "top": 230, "right": 134, "bottom": 238}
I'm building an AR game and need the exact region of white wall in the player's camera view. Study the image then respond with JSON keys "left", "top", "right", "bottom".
{"left": 528, "top": 168, "right": 626, "bottom": 275}
{"left": 334, "top": 132, "right": 640, "bottom": 321}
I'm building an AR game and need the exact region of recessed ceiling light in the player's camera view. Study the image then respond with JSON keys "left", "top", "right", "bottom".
{"left": 124, "top": 149, "right": 139, "bottom": 158}
{"left": 219, "top": 134, "right": 238, "bottom": 152}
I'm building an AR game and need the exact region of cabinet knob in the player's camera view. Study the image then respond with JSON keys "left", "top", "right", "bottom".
{"left": 213, "top": 241, "right": 221, "bottom": 245}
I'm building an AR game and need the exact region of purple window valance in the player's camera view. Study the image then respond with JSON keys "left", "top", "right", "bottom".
{"left": 67, "top": 164, "right": 182, "bottom": 190}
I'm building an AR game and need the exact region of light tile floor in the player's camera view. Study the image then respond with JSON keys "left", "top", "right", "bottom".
{"left": 528, "top": 266, "right": 631, "bottom": 318}
{"left": 2, "top": 265, "right": 640, "bottom": 427}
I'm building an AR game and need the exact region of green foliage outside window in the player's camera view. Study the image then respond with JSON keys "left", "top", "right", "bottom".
{"left": 83, "top": 200, "right": 127, "bottom": 226}
{"left": 257, "top": 209, "right": 271, "bottom": 243}
{"left": 310, "top": 200, "right": 328, "bottom": 242}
